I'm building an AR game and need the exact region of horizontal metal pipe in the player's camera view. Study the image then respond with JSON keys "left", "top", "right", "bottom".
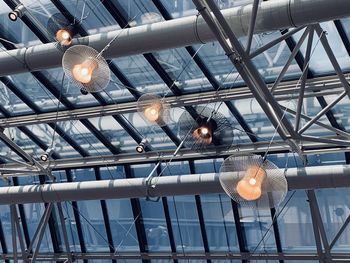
{"left": 0, "top": 0, "right": 350, "bottom": 76}
{"left": 0, "top": 74, "right": 347, "bottom": 128}
{"left": 0, "top": 165, "right": 350, "bottom": 205}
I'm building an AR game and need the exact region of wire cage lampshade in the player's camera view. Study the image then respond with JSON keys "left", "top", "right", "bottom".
{"left": 137, "top": 93, "right": 171, "bottom": 127}
{"left": 219, "top": 154, "right": 288, "bottom": 209}
{"left": 178, "top": 106, "right": 233, "bottom": 151}
{"left": 62, "top": 45, "right": 110, "bottom": 93}
{"left": 47, "top": 13, "right": 75, "bottom": 46}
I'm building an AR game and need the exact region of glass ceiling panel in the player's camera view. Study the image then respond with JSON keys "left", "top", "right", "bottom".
{"left": 276, "top": 190, "right": 316, "bottom": 252}
{"left": 279, "top": 97, "right": 335, "bottom": 138}
{"left": 250, "top": 30, "right": 302, "bottom": 83}
{"left": 325, "top": 95, "right": 350, "bottom": 133}
{"left": 124, "top": 112, "right": 177, "bottom": 152}
{"left": 159, "top": 0, "right": 197, "bottom": 18}
{"left": 167, "top": 195, "right": 205, "bottom": 252}
{"left": 341, "top": 18, "right": 350, "bottom": 40}
{"left": 105, "top": 198, "right": 140, "bottom": 252}
{"left": 293, "top": 22, "right": 350, "bottom": 75}
{"left": 71, "top": 168, "right": 110, "bottom": 252}
{"left": 88, "top": 115, "right": 135, "bottom": 153}
{"left": 112, "top": 55, "right": 170, "bottom": 95}
{"left": 17, "top": 176, "right": 55, "bottom": 253}
{"left": 139, "top": 197, "right": 172, "bottom": 252}
{"left": 0, "top": 79, "right": 34, "bottom": 116}
{"left": 7, "top": 73, "right": 66, "bottom": 112}
{"left": 200, "top": 194, "right": 240, "bottom": 252}
{"left": 230, "top": 98, "right": 280, "bottom": 142}
{"left": 152, "top": 47, "right": 212, "bottom": 94}
{"left": 46, "top": 67, "right": 100, "bottom": 108}
{"left": 0, "top": 205, "right": 17, "bottom": 253}
{"left": 57, "top": 119, "right": 112, "bottom": 156}
{"left": 3, "top": 126, "right": 41, "bottom": 161}
{"left": 100, "top": 167, "right": 140, "bottom": 252}
{"left": 194, "top": 42, "right": 242, "bottom": 88}
{"left": 240, "top": 206, "right": 276, "bottom": 252}
{"left": 117, "top": 0, "right": 165, "bottom": 26}
{"left": 7, "top": 123, "right": 80, "bottom": 159}
{"left": 0, "top": 2, "right": 39, "bottom": 46}
{"left": 315, "top": 188, "right": 350, "bottom": 252}
{"left": 60, "top": 0, "right": 120, "bottom": 34}
{"left": 21, "top": 0, "right": 62, "bottom": 32}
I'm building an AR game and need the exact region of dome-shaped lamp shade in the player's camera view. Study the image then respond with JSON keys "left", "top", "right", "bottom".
{"left": 137, "top": 94, "right": 170, "bottom": 127}
{"left": 219, "top": 155, "right": 288, "bottom": 209}
{"left": 178, "top": 106, "right": 233, "bottom": 151}
{"left": 62, "top": 45, "right": 110, "bottom": 93}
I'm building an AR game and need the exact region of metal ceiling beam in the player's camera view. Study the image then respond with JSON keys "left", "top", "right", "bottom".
{"left": 192, "top": 0, "right": 304, "bottom": 160}
{"left": 1, "top": 74, "right": 348, "bottom": 128}
{"left": 2, "top": 140, "right": 350, "bottom": 172}
{"left": 3, "top": 251, "right": 350, "bottom": 261}
{"left": 1, "top": 0, "right": 350, "bottom": 76}
{"left": 152, "top": 0, "right": 257, "bottom": 143}
{"left": 1, "top": 164, "right": 350, "bottom": 205}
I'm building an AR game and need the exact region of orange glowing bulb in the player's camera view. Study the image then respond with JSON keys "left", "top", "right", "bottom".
{"left": 72, "top": 59, "right": 97, "bottom": 84}
{"left": 236, "top": 165, "right": 266, "bottom": 201}
{"left": 56, "top": 29, "right": 72, "bottom": 46}
{"left": 192, "top": 126, "right": 212, "bottom": 145}
{"left": 144, "top": 103, "right": 162, "bottom": 122}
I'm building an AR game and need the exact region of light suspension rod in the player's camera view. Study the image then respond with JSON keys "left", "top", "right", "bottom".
{"left": 0, "top": 0, "right": 349, "bottom": 76}
{"left": 0, "top": 165, "right": 350, "bottom": 205}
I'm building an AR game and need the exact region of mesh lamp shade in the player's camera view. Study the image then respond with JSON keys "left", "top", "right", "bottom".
{"left": 62, "top": 45, "right": 110, "bottom": 93}
{"left": 137, "top": 94, "right": 170, "bottom": 126}
{"left": 178, "top": 106, "right": 233, "bottom": 151}
{"left": 47, "top": 13, "right": 73, "bottom": 46}
{"left": 219, "top": 155, "right": 288, "bottom": 209}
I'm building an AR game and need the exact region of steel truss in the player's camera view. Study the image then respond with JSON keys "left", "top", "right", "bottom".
{"left": 0, "top": 0, "right": 350, "bottom": 262}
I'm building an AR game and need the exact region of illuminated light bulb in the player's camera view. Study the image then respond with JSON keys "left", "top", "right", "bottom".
{"left": 200, "top": 127, "right": 209, "bottom": 135}
{"left": 236, "top": 165, "right": 267, "bottom": 201}
{"left": 72, "top": 59, "right": 97, "bottom": 84}
{"left": 144, "top": 103, "right": 162, "bottom": 122}
{"left": 8, "top": 12, "right": 18, "bottom": 21}
{"left": 56, "top": 29, "right": 72, "bottom": 46}
{"left": 192, "top": 125, "right": 212, "bottom": 145}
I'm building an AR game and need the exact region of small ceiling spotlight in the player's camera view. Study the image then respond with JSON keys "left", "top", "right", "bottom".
{"left": 136, "top": 138, "right": 147, "bottom": 154}
{"left": 80, "top": 88, "right": 89, "bottom": 95}
{"left": 8, "top": 4, "right": 26, "bottom": 22}
{"left": 40, "top": 147, "right": 54, "bottom": 162}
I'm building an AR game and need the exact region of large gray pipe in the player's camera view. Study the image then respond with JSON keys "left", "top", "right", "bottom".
{"left": 1, "top": 165, "right": 350, "bottom": 205}
{"left": 1, "top": 0, "right": 350, "bottom": 76}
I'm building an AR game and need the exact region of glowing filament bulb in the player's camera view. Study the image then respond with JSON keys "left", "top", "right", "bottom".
{"left": 192, "top": 125, "right": 212, "bottom": 145}
{"left": 56, "top": 29, "right": 72, "bottom": 46}
{"left": 236, "top": 165, "right": 266, "bottom": 201}
{"left": 144, "top": 103, "right": 162, "bottom": 122}
{"left": 72, "top": 59, "right": 97, "bottom": 84}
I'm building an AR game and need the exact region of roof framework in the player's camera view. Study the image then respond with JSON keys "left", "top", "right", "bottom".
{"left": 0, "top": 0, "right": 349, "bottom": 262}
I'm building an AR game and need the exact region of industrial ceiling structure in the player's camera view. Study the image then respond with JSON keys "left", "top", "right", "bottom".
{"left": 0, "top": 0, "right": 350, "bottom": 262}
